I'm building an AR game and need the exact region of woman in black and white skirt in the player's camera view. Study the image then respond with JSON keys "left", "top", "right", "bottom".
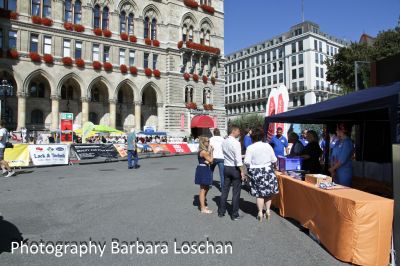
{"left": 244, "top": 127, "right": 278, "bottom": 221}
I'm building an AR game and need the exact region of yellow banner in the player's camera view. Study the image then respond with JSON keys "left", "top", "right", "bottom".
{"left": 4, "top": 144, "right": 30, "bottom": 167}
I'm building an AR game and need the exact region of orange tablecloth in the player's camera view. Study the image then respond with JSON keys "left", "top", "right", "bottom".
{"left": 273, "top": 172, "right": 393, "bottom": 266}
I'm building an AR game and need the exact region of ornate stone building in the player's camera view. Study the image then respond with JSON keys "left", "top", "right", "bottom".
{"left": 0, "top": 0, "right": 225, "bottom": 136}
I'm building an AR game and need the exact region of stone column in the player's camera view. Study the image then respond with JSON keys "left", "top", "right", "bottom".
{"left": 157, "top": 103, "right": 165, "bottom": 131}
{"left": 109, "top": 99, "right": 117, "bottom": 128}
{"left": 17, "top": 92, "right": 27, "bottom": 130}
{"left": 50, "top": 95, "right": 60, "bottom": 131}
{"left": 81, "top": 97, "right": 89, "bottom": 127}
{"left": 134, "top": 101, "right": 141, "bottom": 131}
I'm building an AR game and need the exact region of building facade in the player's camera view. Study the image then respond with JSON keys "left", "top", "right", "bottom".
{"left": 0, "top": 0, "right": 225, "bottom": 136}
{"left": 224, "top": 21, "right": 348, "bottom": 120}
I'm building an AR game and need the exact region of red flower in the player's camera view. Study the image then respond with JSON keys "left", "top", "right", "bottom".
{"left": 64, "top": 22, "right": 73, "bottom": 31}
{"left": 177, "top": 41, "right": 183, "bottom": 49}
{"left": 120, "top": 64, "right": 128, "bottom": 74}
{"left": 185, "top": 41, "right": 221, "bottom": 55}
{"left": 129, "top": 66, "right": 138, "bottom": 75}
{"left": 211, "top": 76, "right": 216, "bottom": 85}
{"left": 120, "top": 32, "right": 128, "bottom": 41}
{"left": 183, "top": 73, "right": 190, "bottom": 81}
{"left": 93, "top": 28, "right": 102, "bottom": 36}
{"left": 43, "top": 54, "right": 54, "bottom": 64}
{"left": 184, "top": 0, "right": 199, "bottom": 8}
{"left": 192, "top": 74, "right": 199, "bottom": 82}
{"left": 152, "top": 40, "right": 160, "bottom": 47}
{"left": 29, "top": 52, "right": 41, "bottom": 62}
{"left": 9, "top": 11, "right": 18, "bottom": 20}
{"left": 200, "top": 4, "right": 215, "bottom": 14}
{"left": 203, "top": 104, "right": 214, "bottom": 110}
{"left": 41, "top": 17, "right": 53, "bottom": 26}
{"left": 103, "top": 29, "right": 112, "bottom": 38}
{"left": 31, "top": 16, "right": 42, "bottom": 24}
{"left": 202, "top": 75, "right": 208, "bottom": 83}
{"left": 7, "top": 49, "right": 19, "bottom": 59}
{"left": 74, "top": 24, "right": 85, "bottom": 32}
{"left": 92, "top": 61, "right": 102, "bottom": 70}
{"left": 103, "top": 62, "right": 113, "bottom": 71}
{"left": 153, "top": 69, "right": 161, "bottom": 78}
{"left": 144, "top": 38, "right": 152, "bottom": 45}
{"left": 62, "top": 57, "right": 73, "bottom": 66}
{"left": 186, "top": 102, "right": 197, "bottom": 110}
{"left": 144, "top": 68, "right": 153, "bottom": 77}
{"left": 129, "top": 35, "right": 137, "bottom": 43}
{"left": 75, "top": 58, "right": 85, "bottom": 68}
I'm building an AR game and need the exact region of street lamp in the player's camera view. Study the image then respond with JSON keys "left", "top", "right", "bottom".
{"left": 0, "top": 79, "right": 14, "bottom": 123}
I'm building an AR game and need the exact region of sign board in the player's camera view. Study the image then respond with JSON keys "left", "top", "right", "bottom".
{"left": 71, "top": 144, "right": 119, "bottom": 160}
{"left": 144, "top": 125, "right": 157, "bottom": 133}
{"left": 4, "top": 144, "right": 30, "bottom": 167}
{"left": 28, "top": 144, "right": 69, "bottom": 166}
{"left": 60, "top": 112, "right": 74, "bottom": 142}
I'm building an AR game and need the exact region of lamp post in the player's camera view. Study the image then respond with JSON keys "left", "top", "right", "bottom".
{"left": 0, "top": 79, "right": 13, "bottom": 123}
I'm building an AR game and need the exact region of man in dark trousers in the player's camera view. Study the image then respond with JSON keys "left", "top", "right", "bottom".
{"left": 127, "top": 129, "right": 140, "bottom": 169}
{"left": 218, "top": 125, "right": 247, "bottom": 221}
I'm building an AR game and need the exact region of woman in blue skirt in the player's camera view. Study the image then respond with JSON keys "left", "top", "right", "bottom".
{"left": 195, "top": 136, "right": 214, "bottom": 214}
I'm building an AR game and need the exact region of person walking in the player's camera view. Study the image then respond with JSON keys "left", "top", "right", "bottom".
{"left": 0, "top": 121, "right": 15, "bottom": 177}
{"left": 194, "top": 136, "right": 214, "bottom": 214}
{"left": 209, "top": 128, "right": 225, "bottom": 190}
{"left": 270, "top": 127, "right": 289, "bottom": 157}
{"left": 218, "top": 125, "right": 247, "bottom": 221}
{"left": 127, "top": 129, "right": 140, "bottom": 169}
{"left": 244, "top": 128, "right": 278, "bottom": 221}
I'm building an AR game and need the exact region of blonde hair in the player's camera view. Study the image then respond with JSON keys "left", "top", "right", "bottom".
{"left": 198, "top": 136, "right": 209, "bottom": 152}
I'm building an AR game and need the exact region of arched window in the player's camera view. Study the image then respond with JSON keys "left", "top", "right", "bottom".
{"left": 184, "top": 86, "right": 193, "bottom": 103}
{"left": 182, "top": 24, "right": 187, "bottom": 42}
{"left": 42, "top": 0, "right": 51, "bottom": 18}
{"left": 30, "top": 82, "right": 45, "bottom": 98}
{"left": 74, "top": 0, "right": 82, "bottom": 24}
{"left": 128, "top": 13, "right": 134, "bottom": 35}
{"left": 93, "top": 4, "right": 101, "bottom": 28}
{"left": 61, "top": 85, "right": 73, "bottom": 100}
{"left": 64, "top": 0, "right": 72, "bottom": 22}
{"left": 200, "top": 29, "right": 204, "bottom": 45}
{"left": 120, "top": 11, "right": 126, "bottom": 33}
{"left": 203, "top": 88, "right": 211, "bottom": 104}
{"left": 205, "top": 30, "right": 211, "bottom": 46}
{"left": 188, "top": 26, "right": 193, "bottom": 42}
{"left": 102, "top": 6, "right": 109, "bottom": 29}
{"left": 143, "top": 17, "right": 150, "bottom": 39}
{"left": 151, "top": 18, "right": 157, "bottom": 40}
{"left": 89, "top": 112, "right": 98, "bottom": 124}
{"left": 31, "top": 109, "right": 44, "bottom": 124}
{"left": 91, "top": 88, "right": 100, "bottom": 102}
{"left": 117, "top": 90, "right": 124, "bottom": 104}
{"left": 32, "top": 0, "right": 41, "bottom": 16}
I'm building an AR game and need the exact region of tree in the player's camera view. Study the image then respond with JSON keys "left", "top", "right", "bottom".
{"left": 229, "top": 114, "right": 264, "bottom": 132}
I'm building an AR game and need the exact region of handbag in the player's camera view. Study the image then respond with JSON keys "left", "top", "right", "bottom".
{"left": 5, "top": 142, "right": 13, "bottom": 149}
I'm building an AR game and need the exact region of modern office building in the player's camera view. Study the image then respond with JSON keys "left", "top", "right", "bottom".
{"left": 0, "top": 0, "right": 225, "bottom": 136}
{"left": 224, "top": 21, "right": 349, "bottom": 119}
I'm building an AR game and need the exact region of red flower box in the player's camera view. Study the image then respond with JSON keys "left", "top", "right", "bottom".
{"left": 200, "top": 4, "right": 215, "bottom": 14}
{"left": 177, "top": 41, "right": 183, "bottom": 49}
{"left": 29, "top": 52, "right": 41, "bottom": 62}
{"left": 62, "top": 57, "right": 73, "bottom": 66}
{"left": 192, "top": 74, "right": 199, "bottom": 82}
{"left": 203, "top": 104, "right": 214, "bottom": 110}
{"left": 152, "top": 40, "right": 160, "bottom": 47}
{"left": 41, "top": 17, "right": 53, "bottom": 26}
{"left": 129, "top": 35, "right": 137, "bottom": 43}
{"left": 120, "top": 32, "right": 128, "bottom": 41}
{"left": 202, "top": 75, "right": 208, "bottom": 83}
{"left": 153, "top": 69, "right": 161, "bottom": 78}
{"left": 9, "top": 11, "right": 18, "bottom": 20}
{"left": 92, "top": 61, "right": 102, "bottom": 70}
{"left": 144, "top": 68, "right": 152, "bottom": 77}
{"left": 186, "top": 102, "right": 197, "bottom": 110}
{"left": 74, "top": 24, "right": 85, "bottom": 32}
{"left": 211, "top": 76, "right": 216, "bottom": 85}
{"left": 184, "top": 0, "right": 199, "bottom": 8}
{"left": 144, "top": 38, "right": 152, "bottom": 45}
{"left": 103, "top": 62, "right": 113, "bottom": 71}
{"left": 93, "top": 28, "right": 102, "bottom": 36}
{"left": 120, "top": 64, "right": 128, "bottom": 74}
{"left": 129, "top": 66, "right": 138, "bottom": 75}
{"left": 75, "top": 58, "right": 85, "bottom": 68}
{"left": 32, "top": 16, "right": 42, "bottom": 24}
{"left": 183, "top": 73, "right": 190, "bottom": 81}
{"left": 8, "top": 49, "right": 19, "bottom": 59}
{"left": 43, "top": 54, "right": 53, "bottom": 64}
{"left": 103, "top": 29, "right": 112, "bottom": 38}
{"left": 64, "top": 22, "right": 73, "bottom": 31}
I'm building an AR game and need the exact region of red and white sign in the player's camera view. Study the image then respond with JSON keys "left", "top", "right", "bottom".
{"left": 266, "top": 85, "right": 289, "bottom": 141}
{"left": 60, "top": 113, "right": 74, "bottom": 142}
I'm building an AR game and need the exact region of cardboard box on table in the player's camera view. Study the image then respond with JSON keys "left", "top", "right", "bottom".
{"left": 305, "top": 174, "right": 332, "bottom": 186}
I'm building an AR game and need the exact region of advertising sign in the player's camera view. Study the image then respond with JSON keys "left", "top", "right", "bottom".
{"left": 71, "top": 144, "right": 119, "bottom": 160}
{"left": 4, "top": 144, "right": 30, "bottom": 167}
{"left": 113, "top": 144, "right": 128, "bottom": 157}
{"left": 28, "top": 144, "right": 69, "bottom": 166}
{"left": 60, "top": 113, "right": 73, "bottom": 142}
{"left": 148, "top": 144, "right": 170, "bottom": 154}
{"left": 167, "top": 144, "right": 191, "bottom": 154}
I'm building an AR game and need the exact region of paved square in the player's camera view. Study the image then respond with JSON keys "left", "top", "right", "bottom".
{"left": 0, "top": 155, "right": 346, "bottom": 266}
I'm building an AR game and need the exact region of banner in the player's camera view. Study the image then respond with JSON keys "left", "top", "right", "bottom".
{"left": 167, "top": 144, "right": 191, "bottom": 154}
{"left": 4, "top": 144, "right": 30, "bottom": 167}
{"left": 148, "top": 144, "right": 171, "bottom": 154}
{"left": 71, "top": 144, "right": 119, "bottom": 160}
{"left": 187, "top": 144, "right": 199, "bottom": 153}
{"left": 60, "top": 113, "right": 74, "bottom": 143}
{"left": 113, "top": 144, "right": 127, "bottom": 157}
{"left": 28, "top": 144, "right": 69, "bottom": 166}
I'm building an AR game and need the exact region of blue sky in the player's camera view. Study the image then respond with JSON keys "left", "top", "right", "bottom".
{"left": 224, "top": 0, "right": 400, "bottom": 55}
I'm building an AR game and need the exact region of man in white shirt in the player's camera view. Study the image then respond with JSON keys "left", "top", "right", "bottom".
{"left": 218, "top": 125, "right": 246, "bottom": 221}
{"left": 0, "top": 121, "right": 15, "bottom": 177}
{"left": 210, "top": 128, "right": 225, "bottom": 190}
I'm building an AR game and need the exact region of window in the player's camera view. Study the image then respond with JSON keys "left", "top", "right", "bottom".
{"left": 32, "top": 0, "right": 41, "bottom": 16}
{"left": 279, "top": 61, "right": 283, "bottom": 71}
{"left": 267, "top": 76, "right": 271, "bottom": 85}
{"left": 92, "top": 44, "right": 99, "bottom": 61}
{"left": 315, "top": 52, "right": 319, "bottom": 64}
{"left": 63, "top": 39, "right": 71, "bottom": 57}
{"left": 314, "top": 39, "right": 318, "bottom": 50}
{"left": 119, "top": 48, "right": 125, "bottom": 65}
{"left": 185, "top": 86, "right": 193, "bottom": 103}
{"left": 30, "top": 34, "right": 39, "bottom": 52}
{"left": 74, "top": 41, "right": 82, "bottom": 59}
{"left": 273, "top": 75, "right": 277, "bottom": 84}
{"left": 128, "top": 13, "right": 134, "bottom": 35}
{"left": 74, "top": 0, "right": 82, "bottom": 24}
{"left": 315, "top": 67, "right": 319, "bottom": 77}
{"left": 43, "top": 0, "right": 51, "bottom": 18}
{"left": 320, "top": 68, "right": 324, "bottom": 78}
{"left": 151, "top": 18, "right": 157, "bottom": 40}
{"left": 102, "top": 6, "right": 109, "bottom": 29}
{"left": 319, "top": 41, "right": 322, "bottom": 52}
{"left": 200, "top": 29, "right": 204, "bottom": 45}
{"left": 203, "top": 88, "right": 211, "bottom": 104}
{"left": 299, "top": 81, "right": 304, "bottom": 90}
{"left": 31, "top": 109, "right": 44, "bottom": 124}
{"left": 298, "top": 40, "right": 303, "bottom": 51}
{"left": 8, "top": 30, "right": 16, "bottom": 49}
{"left": 291, "top": 43, "right": 296, "bottom": 53}
{"left": 1, "top": 0, "right": 16, "bottom": 11}
{"left": 292, "top": 69, "right": 297, "bottom": 79}
{"left": 103, "top": 46, "right": 110, "bottom": 62}
{"left": 298, "top": 54, "right": 303, "bottom": 64}
{"left": 61, "top": 85, "right": 73, "bottom": 100}
{"left": 279, "top": 73, "right": 283, "bottom": 83}
{"left": 44, "top": 36, "right": 51, "bottom": 54}
{"left": 120, "top": 11, "right": 126, "bottom": 33}
{"left": 153, "top": 54, "right": 158, "bottom": 69}
{"left": 188, "top": 26, "right": 193, "bottom": 42}
{"left": 144, "top": 53, "right": 149, "bottom": 68}
{"left": 65, "top": 0, "right": 72, "bottom": 22}
{"left": 144, "top": 17, "right": 150, "bottom": 39}
{"left": 291, "top": 56, "right": 296, "bottom": 66}
{"left": 320, "top": 54, "right": 324, "bottom": 65}
{"left": 267, "top": 64, "right": 271, "bottom": 73}
{"left": 93, "top": 4, "right": 101, "bottom": 28}
{"left": 30, "top": 82, "right": 45, "bottom": 98}
{"left": 89, "top": 112, "right": 98, "bottom": 124}
{"left": 299, "top": 67, "right": 304, "bottom": 78}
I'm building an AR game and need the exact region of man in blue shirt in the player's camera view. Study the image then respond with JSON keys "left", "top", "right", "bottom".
{"left": 127, "top": 129, "right": 140, "bottom": 169}
{"left": 299, "top": 130, "right": 309, "bottom": 146}
{"left": 270, "top": 127, "right": 288, "bottom": 157}
{"left": 243, "top": 128, "right": 253, "bottom": 151}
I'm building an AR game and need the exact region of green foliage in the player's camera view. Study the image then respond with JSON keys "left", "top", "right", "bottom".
{"left": 229, "top": 114, "right": 264, "bottom": 131}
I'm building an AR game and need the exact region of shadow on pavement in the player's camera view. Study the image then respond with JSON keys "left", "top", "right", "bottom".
{"left": 0, "top": 217, "right": 24, "bottom": 254}
{"left": 239, "top": 198, "right": 258, "bottom": 218}
{"left": 13, "top": 170, "right": 34, "bottom": 176}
